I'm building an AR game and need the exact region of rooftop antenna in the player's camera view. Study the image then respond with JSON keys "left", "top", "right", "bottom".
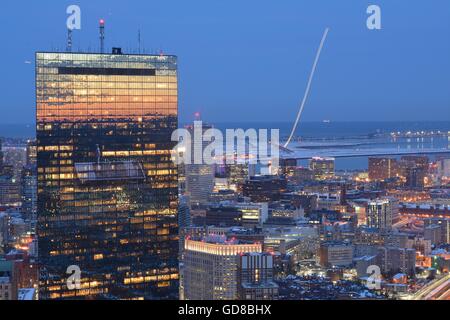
{"left": 99, "top": 19, "right": 105, "bottom": 53}
{"left": 138, "top": 28, "right": 141, "bottom": 53}
{"left": 67, "top": 29, "right": 73, "bottom": 52}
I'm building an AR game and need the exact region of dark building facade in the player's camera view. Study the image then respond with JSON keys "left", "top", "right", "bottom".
{"left": 238, "top": 253, "right": 279, "bottom": 300}
{"left": 405, "top": 166, "right": 426, "bottom": 189}
{"left": 205, "top": 206, "right": 243, "bottom": 227}
{"left": 243, "top": 175, "right": 287, "bottom": 203}
{"left": 36, "top": 51, "right": 178, "bottom": 299}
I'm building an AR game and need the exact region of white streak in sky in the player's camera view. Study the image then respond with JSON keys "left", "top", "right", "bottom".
{"left": 284, "top": 28, "right": 329, "bottom": 148}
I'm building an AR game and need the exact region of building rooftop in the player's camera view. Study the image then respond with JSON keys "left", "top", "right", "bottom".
{"left": 184, "top": 238, "right": 262, "bottom": 256}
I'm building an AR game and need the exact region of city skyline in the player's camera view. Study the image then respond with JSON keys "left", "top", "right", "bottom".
{"left": 0, "top": 0, "right": 449, "bottom": 124}
{"left": 0, "top": 0, "right": 449, "bottom": 306}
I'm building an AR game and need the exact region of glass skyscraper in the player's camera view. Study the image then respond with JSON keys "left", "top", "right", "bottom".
{"left": 36, "top": 51, "right": 178, "bottom": 299}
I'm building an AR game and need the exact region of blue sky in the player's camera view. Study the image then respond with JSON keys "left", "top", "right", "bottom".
{"left": 0, "top": 0, "right": 449, "bottom": 124}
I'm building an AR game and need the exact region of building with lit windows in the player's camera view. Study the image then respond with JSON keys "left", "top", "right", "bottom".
{"left": 26, "top": 140, "right": 37, "bottom": 167}
{"left": 181, "top": 236, "right": 262, "bottom": 300}
{"left": 21, "top": 165, "right": 37, "bottom": 219}
{"left": 238, "top": 253, "right": 278, "bottom": 300}
{"left": 236, "top": 203, "right": 268, "bottom": 227}
{"left": 377, "top": 247, "right": 416, "bottom": 276}
{"left": 0, "top": 173, "right": 21, "bottom": 208}
{"left": 36, "top": 50, "right": 179, "bottom": 299}
{"left": 309, "top": 157, "right": 335, "bottom": 180}
{"left": 367, "top": 198, "right": 398, "bottom": 231}
{"left": 368, "top": 157, "right": 398, "bottom": 181}
{"left": 243, "top": 175, "right": 287, "bottom": 202}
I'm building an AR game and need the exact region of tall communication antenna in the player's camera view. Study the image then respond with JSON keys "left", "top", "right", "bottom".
{"left": 99, "top": 19, "right": 105, "bottom": 53}
{"left": 138, "top": 28, "right": 141, "bottom": 54}
{"left": 67, "top": 28, "right": 73, "bottom": 52}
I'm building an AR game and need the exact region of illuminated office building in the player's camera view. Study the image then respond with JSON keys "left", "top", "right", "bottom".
{"left": 309, "top": 157, "right": 335, "bottom": 180}
{"left": 36, "top": 51, "right": 178, "bottom": 299}
{"left": 181, "top": 236, "right": 262, "bottom": 300}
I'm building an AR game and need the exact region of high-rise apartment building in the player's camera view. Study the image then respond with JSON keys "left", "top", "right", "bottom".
{"left": 367, "top": 198, "right": 398, "bottom": 231}
{"left": 36, "top": 51, "right": 179, "bottom": 299}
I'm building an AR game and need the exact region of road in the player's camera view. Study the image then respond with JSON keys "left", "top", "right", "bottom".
{"left": 412, "top": 274, "right": 450, "bottom": 300}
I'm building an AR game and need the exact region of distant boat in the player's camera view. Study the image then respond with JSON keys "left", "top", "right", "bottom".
{"left": 322, "top": 120, "right": 331, "bottom": 124}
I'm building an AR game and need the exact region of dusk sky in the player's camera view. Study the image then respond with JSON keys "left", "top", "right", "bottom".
{"left": 0, "top": 0, "right": 449, "bottom": 124}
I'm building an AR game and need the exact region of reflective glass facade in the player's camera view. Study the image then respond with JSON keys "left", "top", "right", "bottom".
{"left": 36, "top": 52, "right": 178, "bottom": 299}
